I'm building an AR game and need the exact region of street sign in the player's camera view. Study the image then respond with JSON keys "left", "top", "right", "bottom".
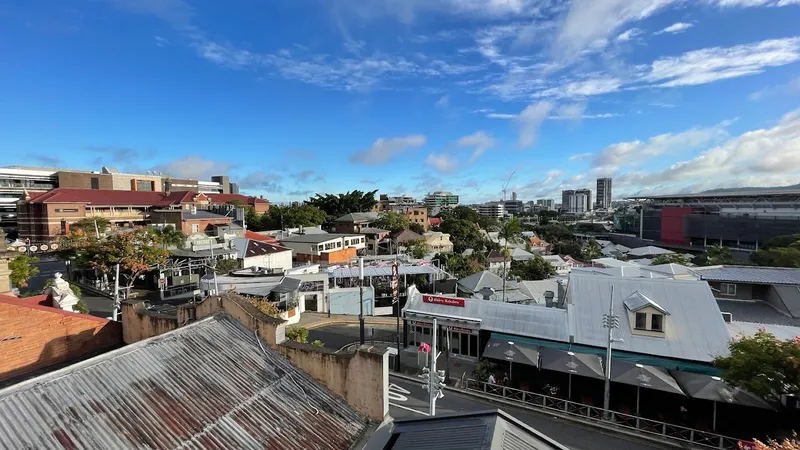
{"left": 28, "top": 246, "right": 38, "bottom": 252}
{"left": 40, "top": 245, "right": 49, "bottom": 251}
{"left": 392, "top": 261, "right": 399, "bottom": 299}
{"left": 50, "top": 243, "right": 58, "bottom": 250}
{"left": 17, "top": 247, "right": 25, "bottom": 253}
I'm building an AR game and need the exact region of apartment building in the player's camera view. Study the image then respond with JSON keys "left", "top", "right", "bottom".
{"left": 561, "top": 189, "right": 592, "bottom": 214}
{"left": 278, "top": 234, "right": 366, "bottom": 264}
{"left": 536, "top": 199, "right": 555, "bottom": 211}
{"left": 596, "top": 178, "right": 612, "bottom": 210}
{"left": 478, "top": 201, "right": 505, "bottom": 219}
{"left": 423, "top": 191, "right": 459, "bottom": 208}
{"left": 375, "top": 194, "right": 417, "bottom": 211}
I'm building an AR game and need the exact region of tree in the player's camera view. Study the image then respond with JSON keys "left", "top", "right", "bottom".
{"left": 307, "top": 190, "right": 378, "bottom": 219}
{"left": 155, "top": 225, "right": 186, "bottom": 249}
{"left": 439, "top": 219, "right": 485, "bottom": 254}
{"left": 435, "top": 253, "right": 485, "bottom": 279}
{"left": 441, "top": 206, "right": 480, "bottom": 223}
{"left": 226, "top": 200, "right": 245, "bottom": 207}
{"left": 244, "top": 207, "right": 265, "bottom": 231}
{"left": 553, "top": 240, "right": 582, "bottom": 258}
{"left": 498, "top": 217, "right": 524, "bottom": 298}
{"left": 373, "top": 211, "right": 409, "bottom": 233}
{"left": 261, "top": 204, "right": 327, "bottom": 230}
{"left": 537, "top": 210, "right": 559, "bottom": 225}
{"left": 713, "top": 329, "right": 800, "bottom": 402}
{"left": 705, "top": 244, "right": 732, "bottom": 265}
{"left": 535, "top": 223, "right": 574, "bottom": 243}
{"left": 651, "top": 253, "right": 690, "bottom": 265}
{"left": 748, "top": 436, "right": 800, "bottom": 450}
{"left": 9, "top": 254, "right": 39, "bottom": 288}
{"left": 407, "top": 239, "right": 428, "bottom": 259}
{"left": 70, "top": 216, "right": 111, "bottom": 235}
{"left": 409, "top": 222, "right": 425, "bottom": 235}
{"left": 582, "top": 239, "right": 603, "bottom": 261}
{"left": 214, "top": 258, "right": 240, "bottom": 274}
{"left": 510, "top": 256, "right": 557, "bottom": 281}
{"left": 762, "top": 234, "right": 800, "bottom": 250}
{"left": 286, "top": 326, "right": 310, "bottom": 343}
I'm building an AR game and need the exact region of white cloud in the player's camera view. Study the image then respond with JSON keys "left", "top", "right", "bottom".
{"left": 535, "top": 78, "right": 624, "bottom": 98}
{"left": 643, "top": 37, "right": 800, "bottom": 88}
{"left": 515, "top": 101, "right": 553, "bottom": 148}
{"left": 709, "top": 0, "right": 800, "bottom": 7}
{"left": 592, "top": 123, "right": 730, "bottom": 168}
{"left": 154, "top": 36, "right": 170, "bottom": 47}
{"left": 436, "top": 95, "right": 450, "bottom": 107}
{"left": 749, "top": 76, "right": 800, "bottom": 101}
{"left": 487, "top": 112, "right": 518, "bottom": 119}
{"left": 457, "top": 130, "right": 497, "bottom": 161}
{"left": 153, "top": 155, "right": 236, "bottom": 180}
{"left": 553, "top": 0, "right": 677, "bottom": 60}
{"left": 425, "top": 153, "right": 460, "bottom": 174}
{"left": 238, "top": 171, "right": 285, "bottom": 193}
{"left": 616, "top": 28, "right": 644, "bottom": 41}
{"left": 654, "top": 22, "right": 694, "bottom": 35}
{"left": 569, "top": 152, "right": 593, "bottom": 161}
{"left": 349, "top": 135, "right": 427, "bottom": 165}
{"left": 552, "top": 103, "right": 587, "bottom": 120}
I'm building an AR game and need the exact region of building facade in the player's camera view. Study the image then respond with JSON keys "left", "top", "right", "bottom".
{"left": 562, "top": 189, "right": 591, "bottom": 214}
{"left": 596, "top": 178, "right": 612, "bottom": 210}
{"left": 279, "top": 234, "right": 366, "bottom": 264}
{"left": 536, "top": 199, "right": 555, "bottom": 211}
{"left": 478, "top": 202, "right": 505, "bottom": 219}
{"left": 423, "top": 191, "right": 459, "bottom": 208}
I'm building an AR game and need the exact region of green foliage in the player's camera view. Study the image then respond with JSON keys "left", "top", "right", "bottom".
{"left": 552, "top": 240, "right": 582, "bottom": 258}
{"left": 214, "top": 258, "right": 240, "bottom": 274}
{"left": 714, "top": 330, "right": 800, "bottom": 401}
{"left": 498, "top": 217, "right": 523, "bottom": 246}
{"left": 244, "top": 206, "right": 264, "bottom": 231}
{"left": 42, "top": 277, "right": 81, "bottom": 297}
{"left": 307, "top": 190, "right": 378, "bottom": 219}
{"left": 509, "top": 256, "right": 557, "bottom": 281}
{"left": 751, "top": 234, "right": 800, "bottom": 268}
{"left": 155, "top": 225, "right": 186, "bottom": 248}
{"left": 261, "top": 204, "right": 327, "bottom": 230}
{"left": 286, "top": 326, "right": 310, "bottom": 344}
{"left": 409, "top": 222, "right": 425, "bottom": 235}
{"left": 535, "top": 223, "right": 574, "bottom": 243}
{"left": 226, "top": 200, "right": 245, "bottom": 207}
{"left": 373, "top": 211, "right": 409, "bottom": 233}
{"left": 439, "top": 219, "right": 485, "bottom": 254}
{"left": 250, "top": 299, "right": 281, "bottom": 317}
{"left": 71, "top": 216, "right": 111, "bottom": 235}
{"left": 73, "top": 299, "right": 89, "bottom": 314}
{"left": 435, "top": 253, "right": 485, "bottom": 279}
{"left": 705, "top": 243, "right": 732, "bottom": 265}
{"left": 472, "top": 359, "right": 496, "bottom": 382}
{"left": 537, "top": 210, "right": 559, "bottom": 225}
{"left": 311, "top": 339, "right": 325, "bottom": 347}
{"left": 651, "top": 253, "right": 690, "bottom": 265}
{"left": 439, "top": 206, "right": 480, "bottom": 223}
{"left": 762, "top": 234, "right": 800, "bottom": 250}
{"left": 574, "top": 222, "right": 607, "bottom": 233}
{"left": 406, "top": 239, "right": 429, "bottom": 259}
{"left": 9, "top": 254, "right": 39, "bottom": 288}
{"left": 581, "top": 239, "right": 603, "bottom": 261}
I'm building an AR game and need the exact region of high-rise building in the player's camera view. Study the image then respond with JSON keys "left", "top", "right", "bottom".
{"left": 576, "top": 189, "right": 592, "bottom": 212}
{"left": 478, "top": 202, "right": 506, "bottom": 219}
{"left": 511, "top": 191, "right": 518, "bottom": 201}
{"left": 562, "top": 189, "right": 591, "bottom": 214}
{"left": 536, "top": 199, "right": 555, "bottom": 211}
{"left": 424, "top": 191, "right": 459, "bottom": 208}
{"left": 596, "top": 178, "right": 612, "bottom": 210}
{"left": 560, "top": 190, "right": 573, "bottom": 213}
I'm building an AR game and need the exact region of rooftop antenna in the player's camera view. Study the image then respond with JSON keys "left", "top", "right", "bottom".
{"left": 502, "top": 171, "right": 515, "bottom": 202}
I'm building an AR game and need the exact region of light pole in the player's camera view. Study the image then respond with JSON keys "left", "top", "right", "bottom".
{"left": 601, "top": 285, "right": 622, "bottom": 419}
{"left": 358, "top": 257, "right": 365, "bottom": 345}
{"left": 505, "top": 341, "right": 515, "bottom": 381}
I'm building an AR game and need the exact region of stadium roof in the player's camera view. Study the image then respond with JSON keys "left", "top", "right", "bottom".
{"left": 627, "top": 186, "right": 800, "bottom": 200}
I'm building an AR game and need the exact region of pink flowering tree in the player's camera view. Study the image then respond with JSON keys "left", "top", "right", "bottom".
{"left": 714, "top": 329, "right": 800, "bottom": 402}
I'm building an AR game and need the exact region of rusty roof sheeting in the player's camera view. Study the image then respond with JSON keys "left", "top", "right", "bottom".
{"left": 0, "top": 313, "right": 368, "bottom": 449}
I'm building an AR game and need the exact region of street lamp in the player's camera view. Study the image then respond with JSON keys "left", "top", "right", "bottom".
{"left": 504, "top": 341, "right": 516, "bottom": 381}
{"left": 566, "top": 351, "right": 578, "bottom": 400}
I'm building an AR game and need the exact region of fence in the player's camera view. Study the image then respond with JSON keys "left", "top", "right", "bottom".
{"left": 463, "top": 378, "right": 746, "bottom": 450}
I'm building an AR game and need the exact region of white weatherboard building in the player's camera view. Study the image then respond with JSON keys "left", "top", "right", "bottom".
{"left": 231, "top": 238, "right": 293, "bottom": 273}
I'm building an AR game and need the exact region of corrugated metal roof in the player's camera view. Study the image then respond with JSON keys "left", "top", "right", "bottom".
{"left": 694, "top": 266, "right": 800, "bottom": 285}
{"left": 518, "top": 280, "right": 559, "bottom": 304}
{"left": 716, "top": 300, "right": 800, "bottom": 327}
{"left": 627, "top": 246, "right": 674, "bottom": 257}
{"left": 590, "top": 258, "right": 637, "bottom": 268}
{"left": 567, "top": 274, "right": 730, "bottom": 363}
{"left": 726, "top": 321, "right": 800, "bottom": 341}
{"left": 0, "top": 314, "right": 368, "bottom": 449}
{"left": 623, "top": 291, "right": 669, "bottom": 315}
{"left": 329, "top": 265, "right": 438, "bottom": 278}
{"left": 404, "top": 289, "right": 569, "bottom": 341}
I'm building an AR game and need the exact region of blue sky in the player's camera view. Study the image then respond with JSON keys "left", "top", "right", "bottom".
{"left": 1, "top": 0, "right": 800, "bottom": 204}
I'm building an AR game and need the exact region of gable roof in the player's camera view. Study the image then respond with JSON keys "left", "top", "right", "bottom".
{"left": 392, "top": 229, "right": 423, "bottom": 243}
{"left": 232, "top": 238, "right": 292, "bottom": 259}
{"left": 23, "top": 188, "right": 195, "bottom": 206}
{"left": 428, "top": 217, "right": 442, "bottom": 227}
{"left": 627, "top": 246, "right": 675, "bottom": 257}
{"left": 206, "top": 193, "right": 269, "bottom": 205}
{"left": 693, "top": 265, "right": 800, "bottom": 285}
{"left": 542, "top": 255, "right": 567, "bottom": 266}
{"left": 567, "top": 274, "right": 730, "bottom": 363}
{"left": 458, "top": 270, "right": 505, "bottom": 293}
{"left": 623, "top": 290, "right": 670, "bottom": 315}
{"left": 245, "top": 230, "right": 278, "bottom": 243}
{"left": 0, "top": 314, "right": 368, "bottom": 449}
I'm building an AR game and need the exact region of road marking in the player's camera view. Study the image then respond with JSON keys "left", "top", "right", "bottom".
{"left": 388, "top": 383, "right": 411, "bottom": 402}
{"left": 389, "top": 402, "right": 430, "bottom": 416}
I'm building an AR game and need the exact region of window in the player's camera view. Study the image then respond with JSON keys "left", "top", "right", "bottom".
{"left": 318, "top": 245, "right": 324, "bottom": 252}
{"left": 337, "top": 241, "right": 342, "bottom": 248}
{"left": 651, "top": 314, "right": 664, "bottom": 332}
{"left": 90, "top": 177, "right": 100, "bottom": 190}
{"left": 635, "top": 312, "right": 647, "bottom": 330}
{"left": 55, "top": 208, "right": 78, "bottom": 213}
{"left": 136, "top": 180, "right": 154, "bottom": 191}
{"left": 720, "top": 283, "right": 737, "bottom": 296}
{"left": 191, "top": 223, "right": 199, "bottom": 233}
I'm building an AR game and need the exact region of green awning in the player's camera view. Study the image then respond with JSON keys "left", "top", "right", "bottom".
{"left": 489, "top": 332, "right": 720, "bottom": 376}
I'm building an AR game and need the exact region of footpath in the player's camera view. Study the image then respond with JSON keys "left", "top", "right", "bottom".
{"left": 298, "top": 312, "right": 400, "bottom": 329}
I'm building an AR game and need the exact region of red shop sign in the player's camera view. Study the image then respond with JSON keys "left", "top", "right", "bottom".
{"left": 422, "top": 295, "right": 465, "bottom": 307}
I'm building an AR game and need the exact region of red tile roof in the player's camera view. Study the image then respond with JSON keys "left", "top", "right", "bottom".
{"left": 207, "top": 194, "right": 269, "bottom": 205}
{"left": 429, "top": 217, "right": 442, "bottom": 226}
{"left": 244, "top": 230, "right": 277, "bottom": 242}
{"left": 24, "top": 188, "right": 195, "bottom": 206}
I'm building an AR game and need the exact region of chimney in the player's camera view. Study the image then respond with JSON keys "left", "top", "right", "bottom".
{"left": 556, "top": 280, "right": 567, "bottom": 307}
{"left": 544, "top": 290, "right": 555, "bottom": 307}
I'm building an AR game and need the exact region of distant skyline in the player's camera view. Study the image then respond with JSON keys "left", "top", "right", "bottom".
{"left": 2, "top": 1, "right": 800, "bottom": 203}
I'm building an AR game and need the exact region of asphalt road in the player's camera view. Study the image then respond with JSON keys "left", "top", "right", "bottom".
{"left": 308, "top": 324, "right": 398, "bottom": 350}
{"left": 28, "top": 259, "right": 114, "bottom": 318}
{"left": 388, "top": 376, "right": 668, "bottom": 450}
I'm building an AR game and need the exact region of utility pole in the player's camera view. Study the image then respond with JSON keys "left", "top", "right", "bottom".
{"left": 419, "top": 318, "right": 445, "bottom": 416}
{"left": 602, "top": 286, "right": 622, "bottom": 419}
{"left": 112, "top": 263, "right": 120, "bottom": 321}
{"left": 210, "top": 244, "right": 219, "bottom": 295}
{"left": 359, "top": 257, "right": 365, "bottom": 345}
{"left": 392, "top": 260, "right": 401, "bottom": 371}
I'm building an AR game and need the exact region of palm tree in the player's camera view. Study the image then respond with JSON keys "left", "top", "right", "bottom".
{"left": 498, "top": 217, "right": 523, "bottom": 302}
{"left": 155, "top": 225, "right": 186, "bottom": 249}
{"left": 582, "top": 239, "right": 603, "bottom": 261}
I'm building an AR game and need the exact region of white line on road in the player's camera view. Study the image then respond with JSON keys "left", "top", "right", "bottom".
{"left": 389, "top": 402, "right": 430, "bottom": 417}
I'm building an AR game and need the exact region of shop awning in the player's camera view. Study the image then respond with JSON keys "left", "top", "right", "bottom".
{"left": 670, "top": 371, "right": 773, "bottom": 409}
{"left": 482, "top": 336, "right": 539, "bottom": 368}
{"left": 611, "top": 361, "right": 685, "bottom": 395}
{"left": 404, "top": 309, "right": 482, "bottom": 327}
{"left": 539, "top": 348, "right": 604, "bottom": 380}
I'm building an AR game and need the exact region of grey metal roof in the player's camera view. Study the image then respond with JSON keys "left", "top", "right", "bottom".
{"left": 518, "top": 280, "right": 560, "bottom": 305}
{"left": 0, "top": 314, "right": 368, "bottom": 449}
{"left": 694, "top": 266, "right": 800, "bottom": 285}
{"left": 170, "top": 247, "right": 238, "bottom": 258}
{"left": 458, "top": 270, "right": 506, "bottom": 292}
{"left": 280, "top": 233, "right": 360, "bottom": 244}
{"left": 359, "top": 227, "right": 390, "bottom": 234}
{"left": 232, "top": 238, "right": 292, "bottom": 259}
{"left": 716, "top": 300, "right": 800, "bottom": 327}
{"left": 627, "top": 246, "right": 674, "bottom": 257}
{"left": 272, "top": 276, "right": 302, "bottom": 293}
{"left": 404, "top": 289, "right": 569, "bottom": 341}
{"left": 590, "top": 257, "right": 638, "bottom": 268}
{"left": 622, "top": 290, "right": 670, "bottom": 315}
{"left": 384, "top": 409, "right": 569, "bottom": 450}
{"left": 567, "top": 274, "right": 730, "bottom": 362}
{"left": 329, "top": 264, "right": 438, "bottom": 278}
{"left": 726, "top": 321, "right": 800, "bottom": 341}
{"left": 572, "top": 266, "right": 669, "bottom": 279}
{"left": 182, "top": 210, "right": 228, "bottom": 220}
{"left": 643, "top": 264, "right": 699, "bottom": 278}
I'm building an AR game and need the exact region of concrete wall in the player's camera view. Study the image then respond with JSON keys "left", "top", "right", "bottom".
{"left": 707, "top": 281, "right": 754, "bottom": 300}
{"left": 279, "top": 341, "right": 389, "bottom": 422}
{"left": 121, "top": 301, "right": 180, "bottom": 344}
{"left": 56, "top": 171, "right": 113, "bottom": 190}
{"left": 243, "top": 251, "right": 293, "bottom": 272}
{"left": 329, "top": 286, "right": 376, "bottom": 315}
{"left": 0, "top": 296, "right": 122, "bottom": 383}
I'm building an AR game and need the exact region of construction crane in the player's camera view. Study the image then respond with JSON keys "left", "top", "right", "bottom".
{"left": 502, "top": 171, "right": 515, "bottom": 201}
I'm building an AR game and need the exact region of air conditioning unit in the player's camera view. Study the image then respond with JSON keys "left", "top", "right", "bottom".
{"left": 721, "top": 312, "right": 733, "bottom": 323}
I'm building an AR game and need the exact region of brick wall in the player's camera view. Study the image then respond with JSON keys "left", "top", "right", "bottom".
{"left": 0, "top": 296, "right": 122, "bottom": 383}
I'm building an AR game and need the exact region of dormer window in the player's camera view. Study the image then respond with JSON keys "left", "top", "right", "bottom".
{"left": 624, "top": 290, "right": 669, "bottom": 336}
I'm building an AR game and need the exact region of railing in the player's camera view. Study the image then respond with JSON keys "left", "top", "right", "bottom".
{"left": 463, "top": 378, "right": 745, "bottom": 450}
